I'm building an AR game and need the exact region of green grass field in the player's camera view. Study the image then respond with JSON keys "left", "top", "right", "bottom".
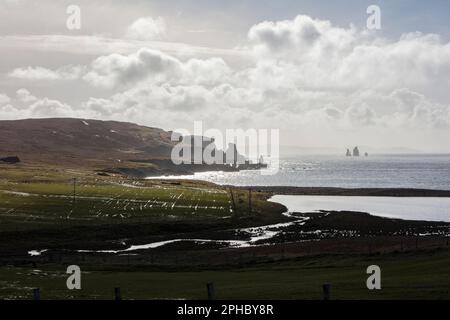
{"left": 1, "top": 250, "right": 449, "bottom": 300}
{"left": 1, "top": 165, "right": 449, "bottom": 300}
{"left": 0, "top": 165, "right": 285, "bottom": 255}
{"left": 0, "top": 180, "right": 233, "bottom": 229}
{"left": 0, "top": 166, "right": 282, "bottom": 230}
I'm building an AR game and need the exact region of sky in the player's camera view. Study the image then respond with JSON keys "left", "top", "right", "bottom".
{"left": 1, "top": 0, "right": 450, "bottom": 153}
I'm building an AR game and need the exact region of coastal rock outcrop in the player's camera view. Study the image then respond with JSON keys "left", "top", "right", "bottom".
{"left": 0, "top": 156, "right": 20, "bottom": 164}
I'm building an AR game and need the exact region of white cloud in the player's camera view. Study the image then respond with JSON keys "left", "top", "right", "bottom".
{"left": 345, "top": 103, "right": 377, "bottom": 126}
{"left": 83, "top": 48, "right": 232, "bottom": 89}
{"left": 248, "top": 15, "right": 358, "bottom": 63}
{"left": 8, "top": 65, "right": 84, "bottom": 81}
{"left": 16, "top": 88, "right": 37, "bottom": 103}
{"left": 247, "top": 15, "right": 450, "bottom": 95}
{"left": 28, "top": 98, "right": 75, "bottom": 117}
{"left": 126, "top": 17, "right": 167, "bottom": 41}
{"left": 0, "top": 35, "right": 246, "bottom": 59}
{"left": 75, "top": 17, "right": 450, "bottom": 136}
{"left": 3, "top": 14, "right": 450, "bottom": 151}
{"left": 0, "top": 93, "right": 11, "bottom": 106}
{"left": 83, "top": 48, "right": 182, "bottom": 88}
{"left": 0, "top": 89, "right": 82, "bottom": 120}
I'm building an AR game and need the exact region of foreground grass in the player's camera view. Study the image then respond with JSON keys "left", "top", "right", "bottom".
{"left": 1, "top": 250, "right": 449, "bottom": 300}
{"left": 0, "top": 166, "right": 277, "bottom": 232}
{"left": 0, "top": 165, "right": 285, "bottom": 255}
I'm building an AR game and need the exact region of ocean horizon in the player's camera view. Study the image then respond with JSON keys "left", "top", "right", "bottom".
{"left": 147, "top": 154, "right": 450, "bottom": 190}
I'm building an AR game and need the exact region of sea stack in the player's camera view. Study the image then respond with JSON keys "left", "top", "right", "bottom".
{"left": 353, "top": 146, "right": 360, "bottom": 157}
{"left": 346, "top": 149, "right": 351, "bottom": 157}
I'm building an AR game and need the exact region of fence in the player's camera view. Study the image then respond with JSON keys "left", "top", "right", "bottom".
{"left": 30, "top": 282, "right": 334, "bottom": 300}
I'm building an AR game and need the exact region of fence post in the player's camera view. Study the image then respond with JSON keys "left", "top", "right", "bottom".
{"left": 114, "top": 287, "right": 121, "bottom": 301}
{"left": 248, "top": 188, "right": 252, "bottom": 214}
{"left": 229, "top": 188, "right": 237, "bottom": 213}
{"left": 33, "top": 288, "right": 41, "bottom": 300}
{"left": 322, "top": 284, "right": 331, "bottom": 300}
{"left": 207, "top": 282, "right": 215, "bottom": 300}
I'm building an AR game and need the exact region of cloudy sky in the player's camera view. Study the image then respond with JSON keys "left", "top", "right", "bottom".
{"left": 1, "top": 0, "right": 450, "bottom": 153}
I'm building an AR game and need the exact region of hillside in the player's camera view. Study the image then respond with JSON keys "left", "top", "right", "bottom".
{"left": 0, "top": 118, "right": 175, "bottom": 167}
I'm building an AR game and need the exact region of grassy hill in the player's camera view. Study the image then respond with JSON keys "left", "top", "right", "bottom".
{"left": 0, "top": 118, "right": 175, "bottom": 167}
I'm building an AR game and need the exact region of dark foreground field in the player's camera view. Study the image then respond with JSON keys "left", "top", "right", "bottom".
{"left": 1, "top": 249, "right": 450, "bottom": 300}
{"left": 1, "top": 164, "right": 449, "bottom": 300}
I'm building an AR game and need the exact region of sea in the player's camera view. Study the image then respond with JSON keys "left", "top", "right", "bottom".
{"left": 149, "top": 154, "right": 450, "bottom": 190}
{"left": 147, "top": 154, "right": 450, "bottom": 222}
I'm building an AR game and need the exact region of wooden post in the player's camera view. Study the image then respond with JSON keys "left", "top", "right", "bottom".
{"left": 114, "top": 287, "right": 121, "bottom": 301}
{"left": 207, "top": 282, "right": 215, "bottom": 300}
{"left": 73, "top": 178, "right": 76, "bottom": 203}
{"left": 322, "top": 284, "right": 331, "bottom": 300}
{"left": 33, "top": 288, "right": 41, "bottom": 300}
{"left": 69, "top": 177, "right": 76, "bottom": 219}
{"left": 248, "top": 188, "right": 252, "bottom": 214}
{"left": 229, "top": 188, "right": 237, "bottom": 213}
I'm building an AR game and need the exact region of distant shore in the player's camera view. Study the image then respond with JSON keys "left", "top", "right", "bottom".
{"left": 231, "top": 186, "right": 450, "bottom": 197}
{"left": 109, "top": 161, "right": 265, "bottom": 178}
{"left": 146, "top": 174, "right": 450, "bottom": 197}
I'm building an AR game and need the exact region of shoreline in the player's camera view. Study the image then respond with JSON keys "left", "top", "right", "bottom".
{"left": 235, "top": 186, "right": 450, "bottom": 197}
{"left": 146, "top": 175, "right": 450, "bottom": 197}
{"left": 144, "top": 170, "right": 450, "bottom": 197}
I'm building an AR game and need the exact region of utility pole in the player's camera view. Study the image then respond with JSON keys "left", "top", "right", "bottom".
{"left": 72, "top": 178, "right": 76, "bottom": 203}
{"left": 248, "top": 188, "right": 252, "bottom": 214}
{"left": 66, "top": 177, "right": 77, "bottom": 220}
{"left": 229, "top": 188, "right": 237, "bottom": 214}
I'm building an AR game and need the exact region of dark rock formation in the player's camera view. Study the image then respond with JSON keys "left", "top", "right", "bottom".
{"left": 0, "top": 156, "right": 20, "bottom": 164}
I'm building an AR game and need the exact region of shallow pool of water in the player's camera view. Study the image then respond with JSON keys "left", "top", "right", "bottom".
{"left": 269, "top": 195, "right": 450, "bottom": 222}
